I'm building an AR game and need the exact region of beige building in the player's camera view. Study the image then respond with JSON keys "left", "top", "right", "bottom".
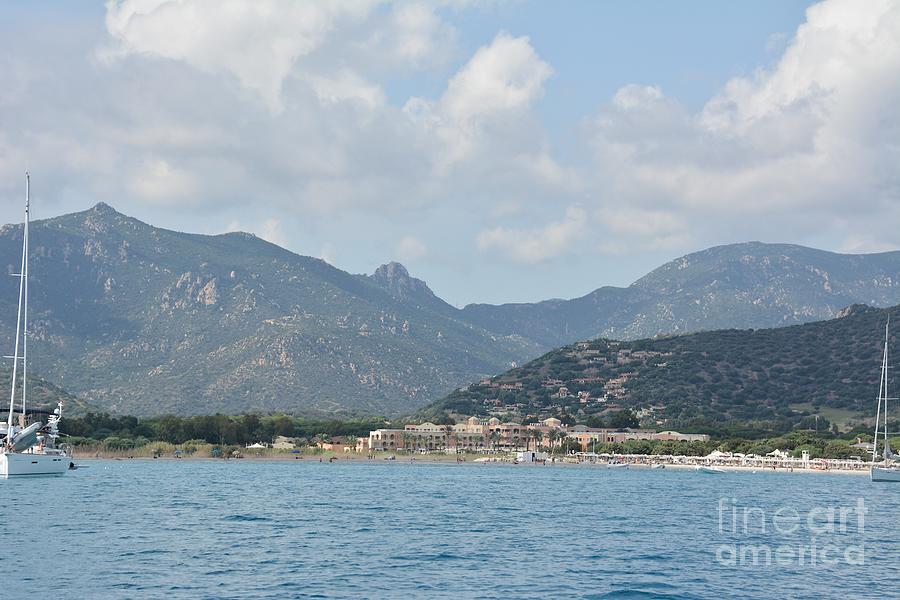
{"left": 566, "top": 427, "right": 710, "bottom": 450}
{"left": 366, "top": 417, "right": 706, "bottom": 454}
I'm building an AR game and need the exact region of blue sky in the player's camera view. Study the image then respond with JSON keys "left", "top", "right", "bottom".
{"left": 1, "top": 0, "right": 898, "bottom": 306}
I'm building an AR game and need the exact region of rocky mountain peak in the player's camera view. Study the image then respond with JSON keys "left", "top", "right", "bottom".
{"left": 77, "top": 202, "right": 133, "bottom": 235}
{"left": 374, "top": 261, "right": 411, "bottom": 281}
{"left": 91, "top": 202, "right": 118, "bottom": 215}
{"left": 370, "top": 262, "right": 436, "bottom": 301}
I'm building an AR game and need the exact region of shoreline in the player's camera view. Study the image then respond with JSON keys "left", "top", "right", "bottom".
{"left": 71, "top": 453, "right": 871, "bottom": 476}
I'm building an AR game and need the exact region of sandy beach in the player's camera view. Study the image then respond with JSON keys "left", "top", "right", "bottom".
{"left": 70, "top": 449, "right": 870, "bottom": 476}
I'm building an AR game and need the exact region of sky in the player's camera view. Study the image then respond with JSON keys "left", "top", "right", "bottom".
{"left": 1, "top": 0, "right": 898, "bottom": 307}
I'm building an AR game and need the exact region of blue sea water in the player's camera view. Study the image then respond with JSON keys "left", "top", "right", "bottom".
{"left": 1, "top": 460, "right": 897, "bottom": 599}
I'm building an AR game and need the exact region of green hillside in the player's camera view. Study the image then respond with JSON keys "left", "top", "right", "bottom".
{"left": 426, "top": 304, "right": 899, "bottom": 429}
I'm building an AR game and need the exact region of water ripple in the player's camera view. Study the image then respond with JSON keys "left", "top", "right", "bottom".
{"left": 0, "top": 461, "right": 894, "bottom": 599}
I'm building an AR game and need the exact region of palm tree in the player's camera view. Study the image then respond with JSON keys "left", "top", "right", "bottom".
{"left": 531, "top": 429, "right": 545, "bottom": 452}
{"left": 443, "top": 424, "right": 454, "bottom": 453}
{"left": 547, "top": 430, "right": 561, "bottom": 457}
{"left": 489, "top": 430, "right": 501, "bottom": 452}
{"left": 345, "top": 435, "right": 358, "bottom": 453}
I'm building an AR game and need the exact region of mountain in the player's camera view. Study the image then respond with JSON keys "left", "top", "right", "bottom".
{"left": 0, "top": 204, "right": 534, "bottom": 416}
{"left": 364, "top": 262, "right": 458, "bottom": 316}
{"left": 424, "top": 303, "right": 899, "bottom": 428}
{"left": 2, "top": 202, "right": 899, "bottom": 418}
{"left": 461, "top": 242, "right": 900, "bottom": 347}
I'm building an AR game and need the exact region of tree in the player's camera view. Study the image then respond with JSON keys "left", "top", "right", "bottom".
{"left": 242, "top": 413, "right": 263, "bottom": 443}
{"left": 608, "top": 410, "right": 639, "bottom": 430}
{"left": 584, "top": 414, "right": 605, "bottom": 428}
{"left": 559, "top": 438, "right": 581, "bottom": 454}
{"left": 155, "top": 415, "right": 185, "bottom": 444}
{"left": 530, "top": 429, "right": 545, "bottom": 451}
{"left": 434, "top": 412, "right": 455, "bottom": 426}
{"left": 272, "top": 415, "right": 296, "bottom": 437}
{"left": 546, "top": 430, "right": 560, "bottom": 456}
{"left": 444, "top": 424, "right": 454, "bottom": 452}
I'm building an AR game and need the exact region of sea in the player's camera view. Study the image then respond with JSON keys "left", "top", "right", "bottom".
{"left": 2, "top": 459, "right": 897, "bottom": 599}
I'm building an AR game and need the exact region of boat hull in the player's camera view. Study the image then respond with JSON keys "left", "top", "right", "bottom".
{"left": 871, "top": 466, "right": 900, "bottom": 482}
{"left": 697, "top": 466, "right": 726, "bottom": 474}
{"left": 0, "top": 452, "right": 68, "bottom": 478}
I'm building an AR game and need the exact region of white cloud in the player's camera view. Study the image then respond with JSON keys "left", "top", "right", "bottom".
{"left": 837, "top": 237, "right": 898, "bottom": 255}
{"left": 405, "top": 31, "right": 555, "bottom": 168}
{"left": 441, "top": 31, "right": 552, "bottom": 123}
{"left": 396, "top": 236, "right": 428, "bottom": 261}
{"left": 2, "top": 2, "right": 567, "bottom": 230}
{"left": 3, "top": 0, "right": 898, "bottom": 304}
{"left": 260, "top": 218, "right": 289, "bottom": 248}
{"left": 127, "top": 158, "right": 196, "bottom": 203}
{"left": 226, "top": 217, "right": 289, "bottom": 248}
{"left": 102, "top": 0, "right": 378, "bottom": 111}
{"left": 476, "top": 206, "right": 587, "bottom": 264}
{"left": 600, "top": 207, "right": 677, "bottom": 237}
{"left": 307, "top": 68, "right": 386, "bottom": 109}
{"left": 587, "top": 0, "right": 900, "bottom": 253}
{"left": 363, "top": 2, "right": 458, "bottom": 71}
{"left": 318, "top": 242, "right": 337, "bottom": 265}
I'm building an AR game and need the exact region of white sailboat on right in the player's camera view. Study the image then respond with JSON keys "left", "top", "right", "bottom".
{"left": 871, "top": 318, "right": 900, "bottom": 483}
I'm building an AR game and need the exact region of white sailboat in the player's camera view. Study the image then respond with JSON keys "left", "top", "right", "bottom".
{"left": 871, "top": 318, "right": 900, "bottom": 483}
{"left": 0, "top": 173, "right": 69, "bottom": 478}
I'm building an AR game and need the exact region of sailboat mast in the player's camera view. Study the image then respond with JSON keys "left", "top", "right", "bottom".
{"left": 6, "top": 173, "right": 28, "bottom": 438}
{"left": 873, "top": 319, "right": 890, "bottom": 463}
{"left": 884, "top": 317, "right": 890, "bottom": 452}
{"left": 22, "top": 173, "right": 29, "bottom": 417}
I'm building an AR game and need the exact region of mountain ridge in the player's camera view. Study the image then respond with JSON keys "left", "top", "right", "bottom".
{"left": 461, "top": 241, "right": 900, "bottom": 346}
{"left": 0, "top": 203, "right": 535, "bottom": 416}
{"left": 1, "top": 202, "right": 898, "bottom": 416}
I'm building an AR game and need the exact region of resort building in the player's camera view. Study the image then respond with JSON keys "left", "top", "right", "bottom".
{"left": 651, "top": 431, "right": 709, "bottom": 442}
{"left": 368, "top": 428, "right": 404, "bottom": 451}
{"left": 365, "top": 417, "right": 707, "bottom": 453}
{"left": 565, "top": 428, "right": 710, "bottom": 450}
